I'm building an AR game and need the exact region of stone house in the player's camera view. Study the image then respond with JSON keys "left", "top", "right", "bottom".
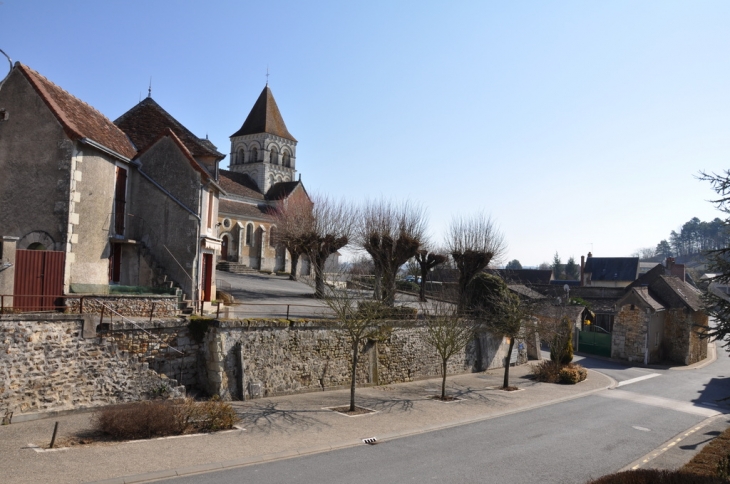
{"left": 0, "top": 63, "right": 222, "bottom": 310}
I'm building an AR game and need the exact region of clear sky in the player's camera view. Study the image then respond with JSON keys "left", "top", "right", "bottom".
{"left": 3, "top": 1, "right": 730, "bottom": 267}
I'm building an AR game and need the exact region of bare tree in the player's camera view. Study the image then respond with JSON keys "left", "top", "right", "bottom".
{"left": 357, "top": 199, "right": 427, "bottom": 306}
{"left": 447, "top": 213, "right": 506, "bottom": 312}
{"left": 421, "top": 302, "right": 476, "bottom": 400}
{"left": 306, "top": 194, "right": 355, "bottom": 299}
{"left": 269, "top": 190, "right": 313, "bottom": 281}
{"left": 415, "top": 249, "right": 446, "bottom": 302}
{"left": 318, "top": 278, "right": 387, "bottom": 412}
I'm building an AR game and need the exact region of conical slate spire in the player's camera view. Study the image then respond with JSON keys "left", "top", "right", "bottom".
{"left": 231, "top": 85, "right": 296, "bottom": 141}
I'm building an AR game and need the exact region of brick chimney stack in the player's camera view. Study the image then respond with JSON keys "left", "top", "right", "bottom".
{"left": 580, "top": 255, "right": 585, "bottom": 286}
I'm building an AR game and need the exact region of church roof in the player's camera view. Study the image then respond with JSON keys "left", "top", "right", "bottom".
{"left": 265, "top": 181, "right": 302, "bottom": 201}
{"left": 15, "top": 63, "right": 137, "bottom": 159}
{"left": 115, "top": 97, "right": 224, "bottom": 160}
{"left": 218, "top": 199, "right": 270, "bottom": 219}
{"left": 231, "top": 85, "right": 296, "bottom": 141}
{"left": 218, "top": 170, "right": 265, "bottom": 200}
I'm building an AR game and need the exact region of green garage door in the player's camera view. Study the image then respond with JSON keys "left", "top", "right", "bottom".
{"left": 579, "top": 330, "right": 611, "bottom": 358}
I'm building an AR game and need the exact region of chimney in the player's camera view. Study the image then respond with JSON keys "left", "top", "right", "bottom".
{"left": 580, "top": 255, "right": 585, "bottom": 287}
{"left": 666, "top": 257, "right": 685, "bottom": 281}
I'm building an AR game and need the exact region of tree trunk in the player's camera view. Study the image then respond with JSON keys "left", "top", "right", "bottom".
{"left": 419, "top": 265, "right": 428, "bottom": 302}
{"left": 289, "top": 251, "right": 299, "bottom": 281}
{"left": 382, "top": 266, "right": 396, "bottom": 307}
{"left": 372, "top": 265, "right": 382, "bottom": 301}
{"left": 314, "top": 253, "right": 325, "bottom": 299}
{"left": 350, "top": 337, "right": 359, "bottom": 412}
{"left": 503, "top": 337, "right": 515, "bottom": 389}
{"left": 441, "top": 359, "right": 448, "bottom": 400}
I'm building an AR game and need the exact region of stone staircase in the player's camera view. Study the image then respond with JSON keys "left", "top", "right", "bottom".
{"left": 217, "top": 261, "right": 259, "bottom": 275}
{"left": 137, "top": 242, "right": 194, "bottom": 314}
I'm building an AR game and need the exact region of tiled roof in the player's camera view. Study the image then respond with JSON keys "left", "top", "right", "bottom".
{"left": 491, "top": 269, "right": 553, "bottom": 285}
{"left": 231, "top": 85, "right": 296, "bottom": 141}
{"left": 630, "top": 287, "right": 665, "bottom": 312}
{"left": 218, "top": 199, "right": 270, "bottom": 219}
{"left": 115, "top": 97, "right": 224, "bottom": 160}
{"left": 584, "top": 257, "right": 639, "bottom": 282}
{"left": 16, "top": 63, "right": 137, "bottom": 159}
{"left": 265, "top": 181, "right": 301, "bottom": 201}
{"left": 651, "top": 275, "right": 703, "bottom": 311}
{"left": 136, "top": 128, "right": 213, "bottom": 182}
{"left": 218, "top": 170, "right": 265, "bottom": 200}
{"left": 507, "top": 284, "right": 545, "bottom": 300}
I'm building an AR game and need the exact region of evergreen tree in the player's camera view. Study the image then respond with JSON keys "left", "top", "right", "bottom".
{"left": 505, "top": 259, "right": 522, "bottom": 270}
{"left": 552, "top": 252, "right": 563, "bottom": 280}
{"left": 655, "top": 240, "right": 672, "bottom": 259}
{"left": 565, "top": 257, "right": 579, "bottom": 280}
{"left": 699, "top": 171, "right": 730, "bottom": 347}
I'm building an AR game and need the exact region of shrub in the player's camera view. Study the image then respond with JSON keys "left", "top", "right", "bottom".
{"left": 396, "top": 281, "right": 420, "bottom": 293}
{"left": 357, "top": 301, "right": 418, "bottom": 320}
{"left": 587, "top": 469, "right": 723, "bottom": 483}
{"left": 531, "top": 360, "right": 561, "bottom": 383}
{"left": 93, "top": 400, "right": 187, "bottom": 440}
{"left": 684, "top": 425, "right": 730, "bottom": 478}
{"left": 93, "top": 398, "right": 238, "bottom": 441}
{"left": 559, "top": 364, "right": 587, "bottom": 384}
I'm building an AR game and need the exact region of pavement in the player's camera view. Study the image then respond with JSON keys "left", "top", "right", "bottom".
{"left": 0, "top": 364, "right": 614, "bottom": 484}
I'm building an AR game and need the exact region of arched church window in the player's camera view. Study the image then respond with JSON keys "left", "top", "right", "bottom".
{"left": 269, "top": 226, "right": 277, "bottom": 247}
{"left": 237, "top": 149, "right": 244, "bottom": 165}
{"left": 250, "top": 148, "right": 258, "bottom": 163}
{"left": 282, "top": 152, "right": 291, "bottom": 167}
{"left": 270, "top": 147, "right": 278, "bottom": 165}
{"left": 245, "top": 223, "right": 253, "bottom": 246}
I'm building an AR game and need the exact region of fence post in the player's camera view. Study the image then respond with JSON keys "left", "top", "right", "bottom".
{"left": 1, "top": 295, "right": 3, "bottom": 314}
{"left": 216, "top": 301, "right": 221, "bottom": 319}
{"left": 100, "top": 304, "right": 105, "bottom": 327}
{"left": 286, "top": 305, "right": 290, "bottom": 321}
{"left": 150, "top": 302, "right": 156, "bottom": 323}
{"left": 79, "top": 297, "right": 84, "bottom": 315}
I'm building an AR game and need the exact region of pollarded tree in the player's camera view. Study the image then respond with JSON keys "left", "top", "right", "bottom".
{"left": 358, "top": 199, "right": 427, "bottom": 306}
{"left": 447, "top": 212, "right": 506, "bottom": 312}
{"left": 305, "top": 194, "right": 355, "bottom": 299}
{"left": 268, "top": 190, "right": 314, "bottom": 281}
{"left": 415, "top": 249, "right": 447, "bottom": 302}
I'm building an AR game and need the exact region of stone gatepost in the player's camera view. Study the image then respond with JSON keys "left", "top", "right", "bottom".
{"left": 0, "top": 236, "right": 18, "bottom": 309}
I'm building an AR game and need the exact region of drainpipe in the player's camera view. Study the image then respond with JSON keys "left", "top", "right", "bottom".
{"left": 643, "top": 331, "right": 649, "bottom": 366}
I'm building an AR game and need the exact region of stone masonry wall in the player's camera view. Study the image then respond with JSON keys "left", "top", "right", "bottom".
{"left": 664, "top": 309, "right": 708, "bottom": 365}
{"left": 0, "top": 315, "right": 185, "bottom": 419}
{"left": 612, "top": 305, "right": 647, "bottom": 363}
{"left": 65, "top": 296, "right": 178, "bottom": 318}
{"left": 204, "top": 319, "right": 521, "bottom": 400}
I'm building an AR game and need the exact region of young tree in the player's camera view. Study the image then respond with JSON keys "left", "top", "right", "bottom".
{"left": 358, "top": 199, "right": 427, "bottom": 306}
{"left": 421, "top": 302, "right": 476, "bottom": 400}
{"left": 538, "top": 262, "right": 551, "bottom": 271}
{"left": 306, "top": 195, "right": 355, "bottom": 299}
{"left": 447, "top": 213, "right": 506, "bottom": 312}
{"left": 467, "top": 273, "right": 534, "bottom": 389}
{"left": 318, "top": 281, "right": 386, "bottom": 412}
{"left": 414, "top": 249, "right": 446, "bottom": 302}
{"left": 698, "top": 171, "right": 730, "bottom": 346}
{"left": 565, "top": 257, "right": 579, "bottom": 280}
{"left": 532, "top": 302, "right": 574, "bottom": 373}
{"left": 269, "top": 190, "right": 314, "bottom": 281}
{"left": 505, "top": 259, "right": 522, "bottom": 270}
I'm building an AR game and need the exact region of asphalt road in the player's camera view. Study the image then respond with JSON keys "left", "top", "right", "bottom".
{"left": 156, "top": 347, "right": 730, "bottom": 484}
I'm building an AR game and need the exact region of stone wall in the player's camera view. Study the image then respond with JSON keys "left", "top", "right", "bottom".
{"left": 203, "top": 319, "right": 523, "bottom": 400}
{"left": 65, "top": 295, "right": 179, "bottom": 317}
{"left": 663, "top": 309, "right": 709, "bottom": 365}
{"left": 0, "top": 315, "right": 185, "bottom": 420}
{"left": 612, "top": 305, "right": 647, "bottom": 363}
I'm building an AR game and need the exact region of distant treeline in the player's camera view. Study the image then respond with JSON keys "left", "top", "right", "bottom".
{"left": 653, "top": 217, "right": 729, "bottom": 258}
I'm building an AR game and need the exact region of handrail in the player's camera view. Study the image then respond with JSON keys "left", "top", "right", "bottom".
{"left": 98, "top": 302, "right": 184, "bottom": 355}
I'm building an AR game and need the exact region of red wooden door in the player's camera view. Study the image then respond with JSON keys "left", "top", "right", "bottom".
{"left": 13, "top": 250, "right": 65, "bottom": 311}
{"left": 202, "top": 253, "right": 213, "bottom": 302}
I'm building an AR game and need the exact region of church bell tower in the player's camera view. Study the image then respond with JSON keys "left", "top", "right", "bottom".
{"left": 229, "top": 85, "right": 297, "bottom": 194}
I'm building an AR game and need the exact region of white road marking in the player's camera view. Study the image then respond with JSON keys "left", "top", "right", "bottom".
{"left": 599, "top": 390, "right": 721, "bottom": 417}
{"left": 616, "top": 373, "right": 661, "bottom": 387}
{"left": 632, "top": 426, "right": 651, "bottom": 432}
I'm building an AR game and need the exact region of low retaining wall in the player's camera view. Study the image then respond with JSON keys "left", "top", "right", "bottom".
{"left": 65, "top": 295, "right": 179, "bottom": 317}
{"left": 204, "top": 319, "right": 527, "bottom": 400}
{"left": 0, "top": 315, "right": 185, "bottom": 420}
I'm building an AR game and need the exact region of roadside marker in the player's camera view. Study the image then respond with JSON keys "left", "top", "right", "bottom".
{"left": 362, "top": 437, "right": 378, "bottom": 445}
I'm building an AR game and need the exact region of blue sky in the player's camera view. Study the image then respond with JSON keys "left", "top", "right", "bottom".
{"left": 3, "top": 1, "right": 730, "bottom": 266}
